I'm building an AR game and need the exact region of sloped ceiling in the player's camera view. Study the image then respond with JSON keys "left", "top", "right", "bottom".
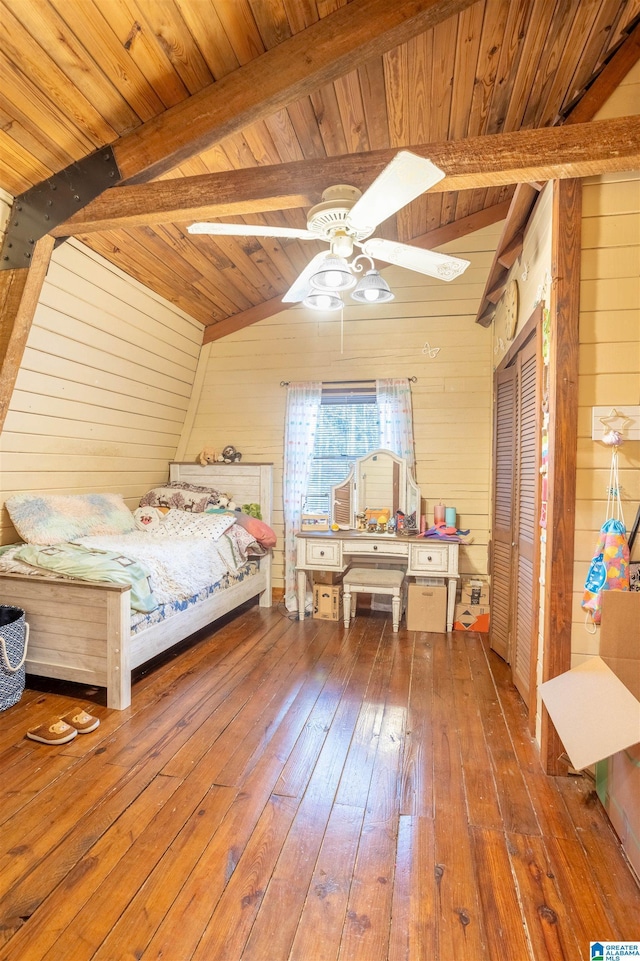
{"left": 1, "top": 0, "right": 639, "bottom": 339}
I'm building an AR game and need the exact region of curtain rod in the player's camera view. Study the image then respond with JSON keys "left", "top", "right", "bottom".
{"left": 279, "top": 376, "right": 417, "bottom": 386}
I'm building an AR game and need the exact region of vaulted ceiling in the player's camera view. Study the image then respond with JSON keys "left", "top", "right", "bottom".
{"left": 1, "top": 0, "right": 639, "bottom": 341}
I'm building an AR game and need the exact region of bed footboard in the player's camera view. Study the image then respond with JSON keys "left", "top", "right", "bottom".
{"left": 0, "top": 574, "right": 132, "bottom": 710}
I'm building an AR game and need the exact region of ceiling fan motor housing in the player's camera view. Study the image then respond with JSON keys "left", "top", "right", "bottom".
{"left": 305, "top": 185, "right": 370, "bottom": 242}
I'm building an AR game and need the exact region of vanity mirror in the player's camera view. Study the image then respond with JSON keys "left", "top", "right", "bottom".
{"left": 331, "top": 449, "right": 421, "bottom": 530}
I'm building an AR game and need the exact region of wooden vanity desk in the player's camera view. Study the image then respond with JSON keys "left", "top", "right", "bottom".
{"left": 296, "top": 529, "right": 459, "bottom": 631}
{"left": 296, "top": 448, "right": 459, "bottom": 630}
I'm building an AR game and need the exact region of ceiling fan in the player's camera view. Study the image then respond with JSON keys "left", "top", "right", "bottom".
{"left": 188, "top": 151, "right": 470, "bottom": 309}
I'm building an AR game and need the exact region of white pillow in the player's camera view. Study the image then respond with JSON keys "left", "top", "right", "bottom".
{"left": 155, "top": 510, "right": 236, "bottom": 540}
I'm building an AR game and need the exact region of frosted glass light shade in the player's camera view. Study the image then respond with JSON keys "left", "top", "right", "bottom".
{"left": 310, "top": 257, "right": 356, "bottom": 291}
{"left": 351, "top": 269, "right": 395, "bottom": 303}
{"left": 303, "top": 292, "right": 344, "bottom": 311}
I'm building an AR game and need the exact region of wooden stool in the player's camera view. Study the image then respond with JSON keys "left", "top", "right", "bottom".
{"left": 342, "top": 568, "right": 405, "bottom": 632}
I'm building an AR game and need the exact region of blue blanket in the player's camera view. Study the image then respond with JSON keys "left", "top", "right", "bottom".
{"left": 16, "top": 543, "right": 158, "bottom": 613}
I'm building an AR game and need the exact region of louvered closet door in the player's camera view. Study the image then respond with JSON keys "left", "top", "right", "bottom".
{"left": 511, "top": 339, "right": 539, "bottom": 704}
{"left": 490, "top": 367, "right": 516, "bottom": 662}
{"left": 490, "top": 334, "right": 540, "bottom": 713}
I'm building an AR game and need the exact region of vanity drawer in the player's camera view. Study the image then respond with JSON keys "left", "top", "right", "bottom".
{"left": 408, "top": 543, "right": 450, "bottom": 573}
{"left": 345, "top": 539, "right": 409, "bottom": 558}
{"left": 304, "top": 539, "right": 342, "bottom": 568}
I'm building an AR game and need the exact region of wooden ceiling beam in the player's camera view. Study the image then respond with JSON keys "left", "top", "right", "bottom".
{"left": 485, "top": 274, "right": 509, "bottom": 305}
{"left": 113, "top": 0, "right": 476, "bottom": 185}
{"left": 497, "top": 233, "right": 524, "bottom": 269}
{"left": 54, "top": 116, "right": 640, "bottom": 238}
{"left": 0, "top": 235, "right": 54, "bottom": 432}
{"left": 202, "top": 296, "right": 290, "bottom": 344}
{"left": 562, "top": 21, "right": 640, "bottom": 126}
{"left": 475, "top": 182, "right": 541, "bottom": 326}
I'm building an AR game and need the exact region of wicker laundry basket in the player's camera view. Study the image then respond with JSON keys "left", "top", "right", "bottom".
{"left": 0, "top": 606, "right": 29, "bottom": 711}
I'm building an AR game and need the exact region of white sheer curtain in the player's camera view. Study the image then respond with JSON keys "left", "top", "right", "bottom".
{"left": 283, "top": 381, "right": 322, "bottom": 612}
{"left": 376, "top": 378, "right": 416, "bottom": 473}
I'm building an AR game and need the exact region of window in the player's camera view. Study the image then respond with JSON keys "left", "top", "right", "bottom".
{"left": 304, "top": 388, "right": 380, "bottom": 513}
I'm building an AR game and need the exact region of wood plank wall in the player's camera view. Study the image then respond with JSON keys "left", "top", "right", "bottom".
{"left": 573, "top": 61, "right": 640, "bottom": 665}
{"left": 574, "top": 169, "right": 640, "bottom": 658}
{"left": 179, "top": 222, "right": 503, "bottom": 591}
{"left": 0, "top": 238, "right": 202, "bottom": 544}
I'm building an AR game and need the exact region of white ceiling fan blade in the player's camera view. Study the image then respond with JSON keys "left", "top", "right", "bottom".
{"left": 346, "top": 152, "right": 446, "bottom": 236}
{"left": 282, "top": 251, "right": 332, "bottom": 303}
{"left": 188, "top": 222, "right": 315, "bottom": 240}
{"left": 362, "top": 238, "right": 470, "bottom": 281}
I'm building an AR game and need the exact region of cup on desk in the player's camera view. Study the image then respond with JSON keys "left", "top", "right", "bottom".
{"left": 434, "top": 503, "right": 445, "bottom": 525}
{"left": 445, "top": 507, "right": 456, "bottom": 528}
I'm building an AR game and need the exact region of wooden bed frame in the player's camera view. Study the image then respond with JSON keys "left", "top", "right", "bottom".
{"left": 0, "top": 463, "right": 273, "bottom": 710}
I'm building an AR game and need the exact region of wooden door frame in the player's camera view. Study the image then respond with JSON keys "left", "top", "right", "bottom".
{"left": 540, "top": 179, "right": 581, "bottom": 776}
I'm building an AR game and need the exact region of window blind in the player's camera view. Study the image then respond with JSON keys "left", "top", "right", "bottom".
{"left": 305, "top": 389, "right": 380, "bottom": 512}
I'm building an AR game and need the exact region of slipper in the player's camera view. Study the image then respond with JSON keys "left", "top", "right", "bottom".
{"left": 27, "top": 719, "right": 78, "bottom": 745}
{"left": 61, "top": 708, "right": 100, "bottom": 734}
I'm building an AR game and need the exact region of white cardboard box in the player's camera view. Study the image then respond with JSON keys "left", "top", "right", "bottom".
{"left": 540, "top": 592, "right": 640, "bottom": 771}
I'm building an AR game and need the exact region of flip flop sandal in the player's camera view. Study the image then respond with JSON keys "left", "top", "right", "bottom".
{"left": 27, "top": 719, "right": 78, "bottom": 745}
{"left": 61, "top": 708, "right": 100, "bottom": 734}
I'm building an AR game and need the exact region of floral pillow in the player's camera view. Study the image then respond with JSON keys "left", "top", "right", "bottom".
{"left": 6, "top": 492, "right": 136, "bottom": 545}
{"left": 139, "top": 482, "right": 222, "bottom": 513}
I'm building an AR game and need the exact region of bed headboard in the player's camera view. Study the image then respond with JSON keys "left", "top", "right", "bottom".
{"left": 169, "top": 462, "right": 273, "bottom": 525}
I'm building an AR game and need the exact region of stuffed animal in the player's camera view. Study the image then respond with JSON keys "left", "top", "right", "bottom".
{"left": 211, "top": 492, "right": 238, "bottom": 511}
{"left": 133, "top": 506, "right": 166, "bottom": 531}
{"left": 221, "top": 445, "right": 242, "bottom": 463}
{"left": 198, "top": 447, "right": 220, "bottom": 466}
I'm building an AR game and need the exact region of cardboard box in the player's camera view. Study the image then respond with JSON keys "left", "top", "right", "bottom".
{"left": 460, "top": 578, "right": 489, "bottom": 606}
{"left": 453, "top": 604, "right": 491, "bottom": 632}
{"left": 313, "top": 584, "right": 342, "bottom": 621}
{"left": 313, "top": 570, "right": 343, "bottom": 585}
{"left": 540, "top": 592, "right": 640, "bottom": 771}
{"left": 541, "top": 593, "right": 640, "bottom": 876}
{"left": 597, "top": 744, "right": 640, "bottom": 879}
{"left": 599, "top": 591, "right": 640, "bottom": 701}
{"left": 406, "top": 584, "right": 446, "bottom": 633}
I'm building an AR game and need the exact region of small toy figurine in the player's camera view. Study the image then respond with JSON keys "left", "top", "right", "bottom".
{"left": 221, "top": 445, "right": 243, "bottom": 463}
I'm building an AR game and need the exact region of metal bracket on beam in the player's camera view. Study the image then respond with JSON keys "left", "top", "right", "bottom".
{"left": 0, "top": 147, "right": 121, "bottom": 270}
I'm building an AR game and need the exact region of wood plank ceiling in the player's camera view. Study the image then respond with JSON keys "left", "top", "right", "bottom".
{"left": 1, "top": 0, "right": 639, "bottom": 338}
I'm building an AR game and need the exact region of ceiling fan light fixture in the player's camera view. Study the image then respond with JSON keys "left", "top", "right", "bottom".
{"left": 303, "top": 291, "right": 344, "bottom": 311}
{"left": 351, "top": 269, "right": 395, "bottom": 304}
{"left": 310, "top": 256, "right": 356, "bottom": 292}
{"left": 330, "top": 230, "right": 355, "bottom": 259}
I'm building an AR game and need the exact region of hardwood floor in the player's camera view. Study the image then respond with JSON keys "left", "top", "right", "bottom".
{"left": 0, "top": 601, "right": 638, "bottom": 961}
